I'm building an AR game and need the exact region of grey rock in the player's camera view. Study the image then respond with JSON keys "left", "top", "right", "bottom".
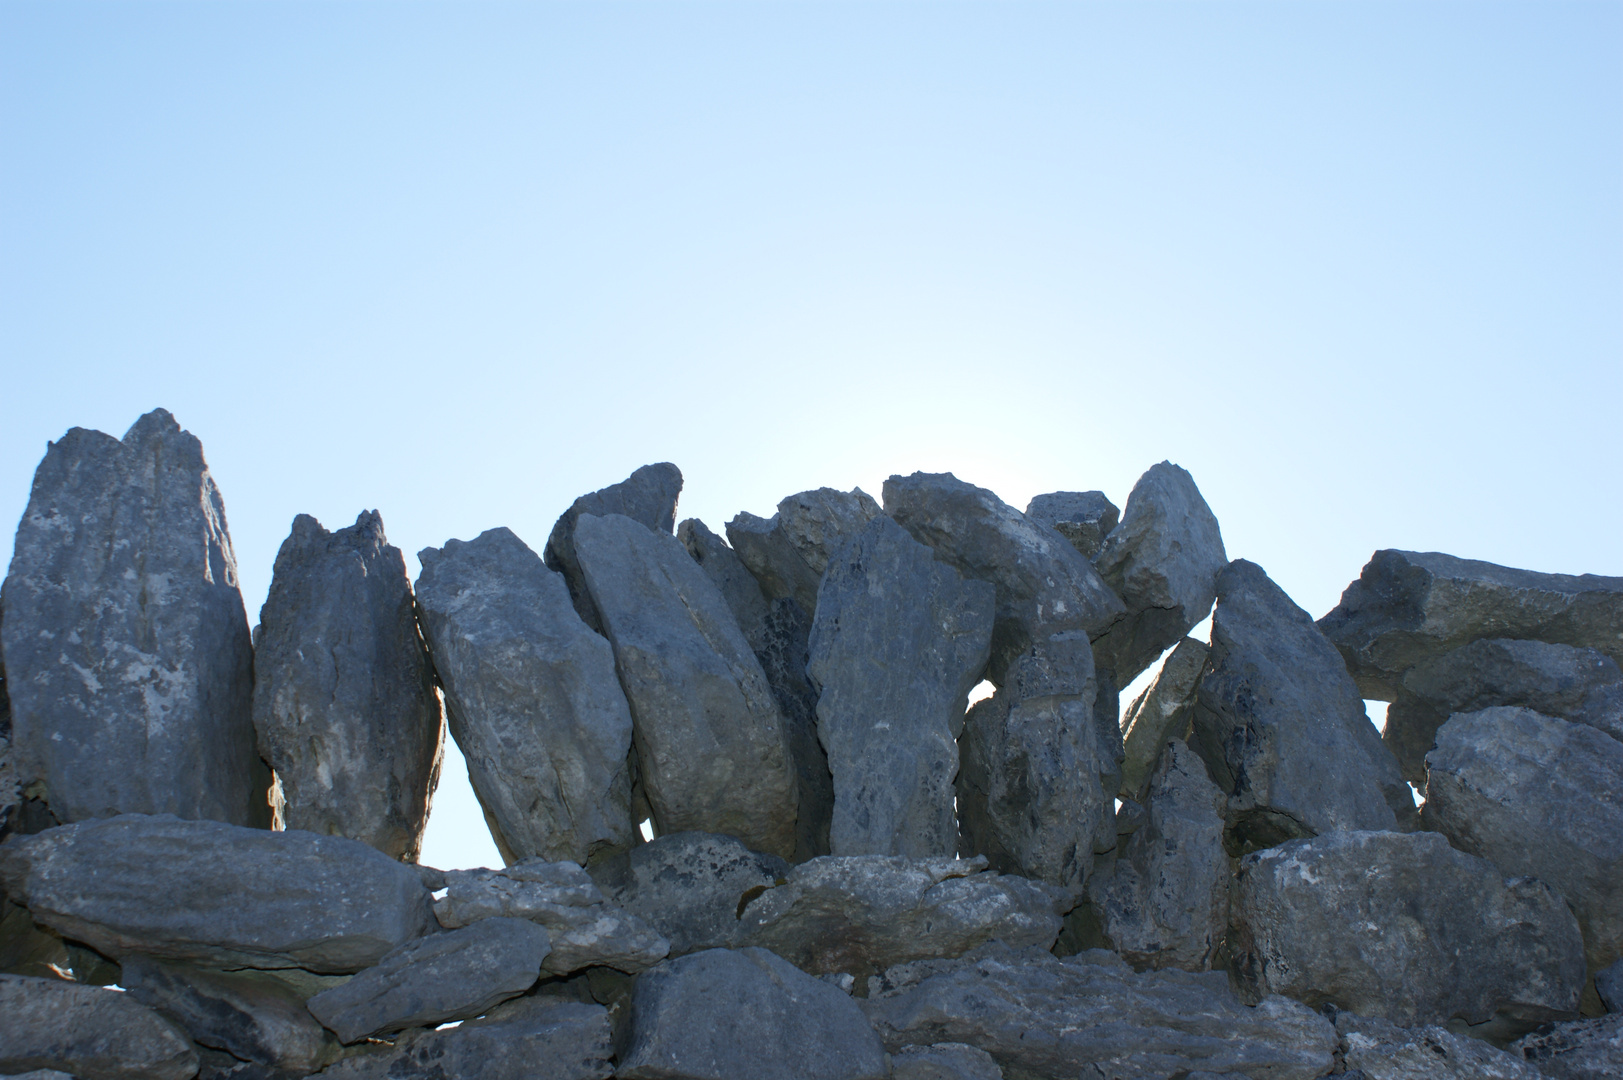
{"left": 587, "top": 831, "right": 790, "bottom": 956}
{"left": 0, "top": 608, "right": 15, "bottom": 839}
{"left": 0, "top": 409, "right": 266, "bottom": 828}
{"left": 1230, "top": 829, "right": 1585, "bottom": 1029}
{"left": 1, "top": 894, "right": 77, "bottom": 979}
{"left": 543, "top": 462, "right": 683, "bottom": 633}
{"left": 808, "top": 517, "right": 995, "bottom": 857}
{"left": 1025, "top": 490, "right": 1119, "bottom": 561}
{"left": 1087, "top": 739, "right": 1229, "bottom": 972}
{"left": 1318, "top": 549, "right": 1623, "bottom": 700}
{"left": 1190, "top": 560, "right": 1411, "bottom": 852}
{"left": 431, "top": 858, "right": 668, "bottom": 974}
{"left": 1385, "top": 638, "right": 1623, "bottom": 785}
{"left": 1120, "top": 637, "right": 1209, "bottom": 801}
{"left": 1334, "top": 1011, "right": 1546, "bottom": 1080}
{"left": 0, "top": 973, "right": 198, "bottom": 1080}
{"left": 678, "top": 518, "right": 772, "bottom": 650}
{"left": 776, "top": 487, "right": 886, "bottom": 577}
{"left": 121, "top": 956, "right": 335, "bottom": 1072}
{"left": 1422, "top": 706, "right": 1623, "bottom": 991}
{"left": 890, "top": 1043, "right": 1003, "bottom": 1080}
{"left": 860, "top": 942, "right": 1337, "bottom": 1080}
{"left": 1090, "top": 463, "right": 1228, "bottom": 685}
{"left": 726, "top": 510, "right": 823, "bottom": 616}
{"left": 1597, "top": 958, "right": 1623, "bottom": 1013}
{"left": 6, "top": 1071, "right": 77, "bottom": 1080}
{"left": 574, "top": 512, "right": 798, "bottom": 858}
{"left": 414, "top": 527, "right": 634, "bottom": 866}
{"left": 251, "top": 511, "right": 442, "bottom": 863}
{"left": 1510, "top": 1013, "right": 1623, "bottom": 1080}
{"left": 0, "top": 814, "right": 436, "bottom": 973}
{"left": 736, "top": 853, "right": 1062, "bottom": 978}
{"left": 617, "top": 946, "right": 889, "bottom": 1080}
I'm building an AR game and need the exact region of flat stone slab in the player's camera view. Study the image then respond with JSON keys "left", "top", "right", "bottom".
{"left": 0, "top": 973, "right": 198, "bottom": 1080}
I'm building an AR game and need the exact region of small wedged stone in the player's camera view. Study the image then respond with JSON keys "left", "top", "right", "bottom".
{"left": 1024, "top": 490, "right": 1119, "bottom": 561}
{"left": 1317, "top": 549, "right": 1623, "bottom": 700}
{"left": 543, "top": 462, "right": 683, "bottom": 633}
{"left": 251, "top": 511, "right": 442, "bottom": 862}
{"left": 1119, "top": 637, "right": 1208, "bottom": 801}
{"left": 1333, "top": 1011, "right": 1546, "bottom": 1080}
{"left": 1509, "top": 1013, "right": 1623, "bottom": 1080}
{"left": 0, "top": 814, "right": 436, "bottom": 973}
{"left": 1230, "top": 829, "right": 1585, "bottom": 1030}
{"left": 616, "top": 947, "right": 889, "bottom": 1080}
{"left": 808, "top": 516, "right": 995, "bottom": 857}
{"left": 726, "top": 511, "right": 824, "bottom": 616}
{"left": 860, "top": 942, "right": 1337, "bottom": 1080}
{"left": 735, "top": 853, "right": 1062, "bottom": 978}
{"left": 890, "top": 1043, "right": 1003, "bottom": 1080}
{"left": 0, "top": 973, "right": 198, "bottom": 1080}
{"left": 775, "top": 487, "right": 886, "bottom": 577}
{"left": 1090, "top": 462, "right": 1228, "bottom": 686}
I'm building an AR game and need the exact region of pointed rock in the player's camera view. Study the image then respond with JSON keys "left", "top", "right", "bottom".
{"left": 1119, "top": 638, "right": 1208, "bottom": 801}
{"left": 1024, "top": 490, "right": 1119, "bottom": 561}
{"left": 0, "top": 973, "right": 199, "bottom": 1080}
{"left": 544, "top": 463, "right": 683, "bottom": 633}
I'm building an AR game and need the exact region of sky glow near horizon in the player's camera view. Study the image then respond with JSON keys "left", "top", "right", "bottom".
{"left": 1, "top": 2, "right": 1618, "bottom": 870}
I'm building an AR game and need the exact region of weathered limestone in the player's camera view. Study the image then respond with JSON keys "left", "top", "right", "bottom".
{"left": 1510, "top": 1013, "right": 1623, "bottom": 1080}
{"left": 0, "top": 973, "right": 199, "bottom": 1080}
{"left": 726, "top": 511, "right": 823, "bottom": 616}
{"left": 544, "top": 462, "right": 683, "bottom": 633}
{"left": 776, "top": 487, "right": 885, "bottom": 576}
{"left": 1119, "top": 637, "right": 1208, "bottom": 801}
{"left": 1024, "top": 490, "right": 1119, "bottom": 561}
{"left": 617, "top": 947, "right": 889, "bottom": 1080}
{"left": 1090, "top": 463, "right": 1227, "bottom": 685}
{"left": 735, "top": 854, "right": 1062, "bottom": 978}
{"left": 1318, "top": 549, "right": 1623, "bottom": 699}
{"left": 574, "top": 512, "right": 798, "bottom": 858}
{"left": 252, "top": 510, "right": 442, "bottom": 862}
{"left": 0, "top": 814, "right": 437, "bottom": 972}
{"left": 414, "top": 527, "right": 634, "bottom": 866}
{"left": 1230, "top": 829, "right": 1585, "bottom": 1029}
{"left": 1190, "top": 560, "right": 1411, "bottom": 851}
{"left": 1333, "top": 1011, "right": 1546, "bottom": 1080}
{"left": 808, "top": 517, "right": 995, "bottom": 857}
{"left": 891, "top": 1043, "right": 1004, "bottom": 1080}
{"left": 0, "top": 408, "right": 266, "bottom": 828}
{"left": 678, "top": 518, "right": 772, "bottom": 649}
{"left": 860, "top": 943, "right": 1337, "bottom": 1080}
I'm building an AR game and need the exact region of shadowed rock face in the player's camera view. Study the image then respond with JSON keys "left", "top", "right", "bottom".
{"left": 1, "top": 973, "right": 200, "bottom": 1080}
{"left": 252, "top": 510, "right": 443, "bottom": 862}
{"left": 1025, "top": 490, "right": 1119, "bottom": 561}
{"left": 544, "top": 463, "right": 684, "bottom": 634}
{"left": 1, "top": 408, "right": 267, "bottom": 829}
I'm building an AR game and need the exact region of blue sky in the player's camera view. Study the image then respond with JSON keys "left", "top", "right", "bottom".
{"left": 3, "top": 2, "right": 1619, "bottom": 869}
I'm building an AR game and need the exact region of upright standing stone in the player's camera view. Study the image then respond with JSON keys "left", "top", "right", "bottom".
{"left": 775, "top": 487, "right": 885, "bottom": 577}
{"left": 544, "top": 464, "right": 683, "bottom": 633}
{"left": 574, "top": 513, "right": 799, "bottom": 858}
{"left": 726, "top": 511, "right": 822, "bottom": 616}
{"left": 1119, "top": 638, "right": 1208, "bottom": 802}
{"left": 252, "top": 511, "right": 442, "bottom": 862}
{"left": 0, "top": 409, "right": 267, "bottom": 828}
{"left": 1025, "top": 490, "right": 1119, "bottom": 561}
{"left": 808, "top": 517, "right": 994, "bottom": 857}
{"left": 679, "top": 518, "right": 772, "bottom": 649}
{"left": 415, "top": 528, "right": 634, "bottom": 866}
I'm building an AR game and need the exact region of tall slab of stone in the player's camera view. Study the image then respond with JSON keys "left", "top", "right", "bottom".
{"left": 544, "top": 463, "right": 683, "bottom": 633}
{"left": 415, "top": 528, "right": 634, "bottom": 866}
{"left": 1119, "top": 638, "right": 1208, "bottom": 802}
{"left": 574, "top": 513, "right": 799, "bottom": 859}
{"left": 252, "top": 511, "right": 443, "bottom": 862}
{"left": 808, "top": 517, "right": 994, "bottom": 857}
{"left": 0, "top": 409, "right": 267, "bottom": 828}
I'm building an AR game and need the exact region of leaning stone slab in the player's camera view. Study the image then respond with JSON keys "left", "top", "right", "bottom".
{"left": 1119, "top": 637, "right": 1208, "bottom": 801}
{"left": 726, "top": 510, "right": 823, "bottom": 616}
{"left": 252, "top": 510, "right": 442, "bottom": 862}
{"left": 860, "top": 943, "right": 1337, "bottom": 1080}
{"left": 543, "top": 462, "right": 683, "bottom": 633}
{"left": 0, "top": 973, "right": 198, "bottom": 1080}
{"left": 617, "top": 947, "right": 889, "bottom": 1080}
{"left": 1, "top": 408, "right": 265, "bottom": 828}
{"left": 0, "top": 814, "right": 436, "bottom": 972}
{"left": 414, "top": 527, "right": 634, "bottom": 866}
{"left": 776, "top": 486, "right": 885, "bottom": 577}
{"left": 808, "top": 516, "right": 995, "bottom": 857}
{"left": 736, "top": 854, "right": 1062, "bottom": 978}
{"left": 1024, "top": 490, "right": 1118, "bottom": 561}
{"left": 1230, "top": 829, "right": 1585, "bottom": 1029}
{"left": 575, "top": 512, "right": 799, "bottom": 858}
{"left": 891, "top": 1043, "right": 1003, "bottom": 1080}
{"left": 1318, "top": 549, "right": 1623, "bottom": 700}
{"left": 1334, "top": 1010, "right": 1546, "bottom": 1080}
{"left": 678, "top": 518, "right": 772, "bottom": 650}
{"left": 1510, "top": 1013, "right": 1623, "bottom": 1080}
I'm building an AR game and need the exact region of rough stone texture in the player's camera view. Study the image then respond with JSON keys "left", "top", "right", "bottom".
{"left": 1384, "top": 638, "right": 1623, "bottom": 784}
{"left": 0, "top": 608, "right": 15, "bottom": 839}
{"left": 0, "top": 814, "right": 436, "bottom": 973}
{"left": 1423, "top": 706, "right": 1623, "bottom": 987}
{"left": 678, "top": 517, "right": 772, "bottom": 650}
{"left": 574, "top": 512, "right": 798, "bottom": 858}
{"left": 1510, "top": 1013, "right": 1623, "bottom": 1080}
{"left": 1317, "top": 549, "right": 1623, "bottom": 700}
{"left": 860, "top": 943, "right": 1338, "bottom": 1080}
{"left": 431, "top": 858, "right": 668, "bottom": 975}
{"left": 0, "top": 895, "right": 75, "bottom": 979}
{"left": 808, "top": 516, "right": 995, "bottom": 857}
{"left": 1090, "top": 462, "right": 1228, "bottom": 685}
{"left": 1190, "top": 560, "right": 1411, "bottom": 851}
{"left": 121, "top": 955, "right": 336, "bottom": 1072}
{"left": 726, "top": 510, "right": 824, "bottom": 617}
{"left": 1119, "top": 637, "right": 1208, "bottom": 802}
{"left": 543, "top": 462, "right": 683, "bottom": 633}
{"left": 251, "top": 510, "right": 442, "bottom": 862}
{"left": 617, "top": 946, "right": 889, "bottom": 1080}
{"left": 1024, "top": 490, "right": 1119, "bottom": 561}
{"left": 776, "top": 486, "right": 886, "bottom": 577}
{"left": 1230, "top": 829, "right": 1585, "bottom": 1029}
{"left": 414, "top": 526, "right": 634, "bottom": 866}
{"left": 0, "top": 408, "right": 266, "bottom": 828}
{"left": 735, "top": 853, "right": 1062, "bottom": 978}
{"left": 0, "top": 973, "right": 198, "bottom": 1080}
{"left": 587, "top": 831, "right": 790, "bottom": 956}
{"left": 890, "top": 1043, "right": 1004, "bottom": 1080}
{"left": 1597, "top": 958, "right": 1623, "bottom": 1013}
{"left": 1086, "top": 739, "right": 1229, "bottom": 972}
{"left": 1333, "top": 1010, "right": 1547, "bottom": 1080}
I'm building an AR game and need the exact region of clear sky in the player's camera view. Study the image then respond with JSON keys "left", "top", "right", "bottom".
{"left": 3, "top": 2, "right": 1619, "bottom": 870}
